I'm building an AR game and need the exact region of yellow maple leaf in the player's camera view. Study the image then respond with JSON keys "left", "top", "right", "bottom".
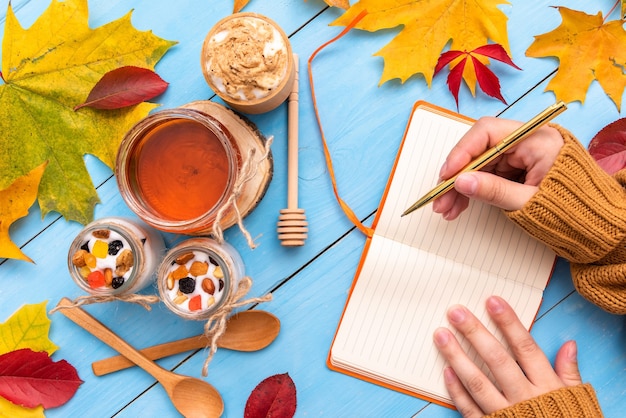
{"left": 0, "top": 397, "right": 44, "bottom": 418}
{"left": 0, "top": 302, "right": 58, "bottom": 416}
{"left": 0, "top": 0, "right": 175, "bottom": 224}
{"left": 0, "top": 301, "right": 58, "bottom": 356}
{"left": 526, "top": 7, "right": 626, "bottom": 111}
{"left": 332, "top": 0, "right": 510, "bottom": 87}
{"left": 0, "top": 162, "right": 47, "bottom": 263}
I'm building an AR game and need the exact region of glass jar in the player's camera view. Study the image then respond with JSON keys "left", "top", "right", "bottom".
{"left": 115, "top": 103, "right": 272, "bottom": 235}
{"left": 200, "top": 12, "right": 295, "bottom": 114}
{"left": 157, "top": 238, "right": 244, "bottom": 320}
{"left": 67, "top": 217, "right": 165, "bottom": 296}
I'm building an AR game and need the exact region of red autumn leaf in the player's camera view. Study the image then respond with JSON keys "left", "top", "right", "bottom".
{"left": 74, "top": 66, "right": 168, "bottom": 110}
{"left": 588, "top": 117, "right": 626, "bottom": 174}
{"left": 0, "top": 348, "right": 82, "bottom": 408}
{"left": 244, "top": 373, "right": 297, "bottom": 418}
{"left": 471, "top": 56, "right": 505, "bottom": 103}
{"left": 446, "top": 58, "right": 467, "bottom": 107}
{"left": 472, "top": 44, "right": 522, "bottom": 70}
{"left": 434, "top": 43, "right": 521, "bottom": 107}
{"left": 434, "top": 50, "right": 465, "bottom": 74}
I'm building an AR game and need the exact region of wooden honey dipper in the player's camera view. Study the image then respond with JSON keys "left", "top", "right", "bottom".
{"left": 277, "top": 54, "right": 308, "bottom": 246}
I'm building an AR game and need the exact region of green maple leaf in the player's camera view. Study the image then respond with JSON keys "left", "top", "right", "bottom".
{"left": 0, "top": 0, "right": 176, "bottom": 224}
{"left": 0, "top": 301, "right": 58, "bottom": 356}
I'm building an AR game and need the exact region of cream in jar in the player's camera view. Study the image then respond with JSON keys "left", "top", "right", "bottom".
{"left": 201, "top": 13, "right": 294, "bottom": 114}
{"left": 68, "top": 217, "right": 165, "bottom": 295}
{"left": 158, "top": 238, "right": 244, "bottom": 320}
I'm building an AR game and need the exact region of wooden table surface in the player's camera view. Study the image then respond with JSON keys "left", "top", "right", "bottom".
{"left": 1, "top": 0, "right": 625, "bottom": 416}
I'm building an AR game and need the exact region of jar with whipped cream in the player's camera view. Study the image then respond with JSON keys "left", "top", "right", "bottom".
{"left": 157, "top": 238, "right": 244, "bottom": 320}
{"left": 201, "top": 12, "right": 295, "bottom": 114}
{"left": 67, "top": 217, "right": 165, "bottom": 296}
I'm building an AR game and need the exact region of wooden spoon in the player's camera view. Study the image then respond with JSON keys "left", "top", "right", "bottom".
{"left": 92, "top": 310, "right": 280, "bottom": 376}
{"left": 56, "top": 298, "right": 224, "bottom": 418}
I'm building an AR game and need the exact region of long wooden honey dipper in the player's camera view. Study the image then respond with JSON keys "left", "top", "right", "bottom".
{"left": 277, "top": 54, "right": 308, "bottom": 246}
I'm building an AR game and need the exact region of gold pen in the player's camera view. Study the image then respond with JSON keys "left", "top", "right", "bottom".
{"left": 401, "top": 101, "right": 567, "bottom": 217}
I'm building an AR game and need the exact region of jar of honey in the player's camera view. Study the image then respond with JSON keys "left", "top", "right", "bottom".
{"left": 157, "top": 238, "right": 244, "bottom": 320}
{"left": 115, "top": 101, "right": 272, "bottom": 235}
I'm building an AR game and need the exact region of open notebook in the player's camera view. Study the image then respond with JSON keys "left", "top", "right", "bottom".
{"left": 328, "top": 101, "right": 556, "bottom": 407}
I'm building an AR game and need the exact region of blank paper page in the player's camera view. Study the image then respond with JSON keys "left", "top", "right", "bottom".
{"left": 330, "top": 103, "right": 556, "bottom": 402}
{"left": 376, "top": 105, "right": 555, "bottom": 289}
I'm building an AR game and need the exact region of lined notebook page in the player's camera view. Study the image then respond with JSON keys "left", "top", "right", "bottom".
{"left": 330, "top": 103, "right": 556, "bottom": 404}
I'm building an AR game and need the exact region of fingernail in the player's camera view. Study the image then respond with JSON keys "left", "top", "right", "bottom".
{"left": 433, "top": 328, "right": 450, "bottom": 347}
{"left": 448, "top": 306, "right": 466, "bottom": 324}
{"left": 432, "top": 199, "right": 441, "bottom": 213}
{"left": 487, "top": 296, "right": 505, "bottom": 314}
{"left": 443, "top": 367, "right": 457, "bottom": 384}
{"left": 568, "top": 340, "right": 578, "bottom": 361}
{"left": 439, "top": 162, "right": 448, "bottom": 179}
{"left": 456, "top": 173, "right": 478, "bottom": 195}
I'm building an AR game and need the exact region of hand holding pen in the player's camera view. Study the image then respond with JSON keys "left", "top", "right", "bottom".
{"left": 403, "top": 102, "right": 566, "bottom": 220}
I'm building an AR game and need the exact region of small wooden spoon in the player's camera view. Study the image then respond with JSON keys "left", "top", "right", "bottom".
{"left": 56, "top": 298, "right": 224, "bottom": 418}
{"left": 93, "top": 310, "right": 280, "bottom": 376}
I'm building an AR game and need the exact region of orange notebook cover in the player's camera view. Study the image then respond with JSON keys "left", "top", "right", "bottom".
{"left": 327, "top": 101, "right": 556, "bottom": 407}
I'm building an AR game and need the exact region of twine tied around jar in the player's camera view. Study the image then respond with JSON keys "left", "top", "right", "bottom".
{"left": 211, "top": 136, "right": 273, "bottom": 249}
{"left": 50, "top": 293, "right": 160, "bottom": 313}
{"left": 201, "top": 276, "right": 272, "bottom": 376}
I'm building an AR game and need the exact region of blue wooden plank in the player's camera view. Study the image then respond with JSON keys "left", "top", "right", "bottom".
{"left": 1, "top": 0, "right": 625, "bottom": 417}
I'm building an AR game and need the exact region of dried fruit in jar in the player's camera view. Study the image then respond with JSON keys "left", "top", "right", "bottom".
{"left": 190, "top": 261, "right": 209, "bottom": 276}
{"left": 201, "top": 278, "right": 215, "bottom": 295}
{"left": 92, "top": 240, "right": 109, "bottom": 258}
{"left": 178, "top": 277, "right": 196, "bottom": 294}
{"left": 72, "top": 249, "right": 88, "bottom": 267}
{"left": 115, "top": 249, "right": 134, "bottom": 276}
{"left": 188, "top": 295, "right": 202, "bottom": 311}
{"left": 108, "top": 240, "right": 124, "bottom": 256}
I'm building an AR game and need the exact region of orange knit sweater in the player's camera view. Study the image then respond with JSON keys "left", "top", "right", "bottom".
{"left": 486, "top": 125, "right": 618, "bottom": 417}
{"left": 507, "top": 125, "right": 626, "bottom": 315}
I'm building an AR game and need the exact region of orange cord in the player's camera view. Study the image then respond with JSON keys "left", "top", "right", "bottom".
{"left": 307, "top": 10, "right": 374, "bottom": 238}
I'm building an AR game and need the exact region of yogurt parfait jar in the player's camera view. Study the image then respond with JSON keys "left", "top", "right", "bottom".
{"left": 67, "top": 217, "right": 165, "bottom": 296}
{"left": 201, "top": 12, "right": 295, "bottom": 114}
{"left": 157, "top": 238, "right": 244, "bottom": 320}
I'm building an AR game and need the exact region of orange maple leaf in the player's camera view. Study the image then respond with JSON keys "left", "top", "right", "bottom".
{"left": 526, "top": 7, "right": 626, "bottom": 111}
{"left": 0, "top": 162, "right": 47, "bottom": 263}
{"left": 333, "top": 0, "right": 511, "bottom": 88}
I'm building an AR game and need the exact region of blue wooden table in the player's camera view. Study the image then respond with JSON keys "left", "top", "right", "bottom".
{"left": 1, "top": 0, "right": 625, "bottom": 416}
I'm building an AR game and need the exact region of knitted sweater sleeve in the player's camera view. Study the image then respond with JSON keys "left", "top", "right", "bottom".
{"left": 505, "top": 125, "right": 626, "bottom": 314}
{"left": 484, "top": 383, "right": 603, "bottom": 418}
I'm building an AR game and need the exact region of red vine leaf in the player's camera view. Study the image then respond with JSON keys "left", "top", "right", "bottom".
{"left": 244, "top": 373, "right": 297, "bottom": 418}
{"left": 0, "top": 348, "right": 82, "bottom": 408}
{"left": 588, "top": 118, "right": 626, "bottom": 175}
{"left": 434, "top": 43, "right": 521, "bottom": 108}
{"left": 74, "top": 66, "right": 168, "bottom": 110}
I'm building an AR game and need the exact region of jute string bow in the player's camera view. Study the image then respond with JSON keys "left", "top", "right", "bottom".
{"left": 50, "top": 293, "right": 159, "bottom": 313}
{"left": 211, "top": 136, "right": 273, "bottom": 249}
{"left": 201, "top": 276, "right": 272, "bottom": 376}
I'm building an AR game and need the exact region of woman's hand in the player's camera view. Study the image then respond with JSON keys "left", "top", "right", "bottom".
{"left": 433, "top": 296, "right": 582, "bottom": 417}
{"left": 433, "top": 118, "right": 564, "bottom": 220}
